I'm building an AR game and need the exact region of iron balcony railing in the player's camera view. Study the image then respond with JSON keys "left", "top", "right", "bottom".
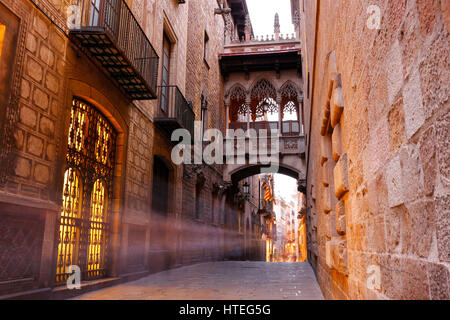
{"left": 156, "top": 85, "right": 195, "bottom": 138}
{"left": 69, "top": 0, "right": 159, "bottom": 100}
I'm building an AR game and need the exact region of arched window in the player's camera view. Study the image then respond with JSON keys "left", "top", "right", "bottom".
{"left": 56, "top": 98, "right": 117, "bottom": 284}
{"left": 280, "top": 82, "right": 300, "bottom": 119}
{"left": 56, "top": 168, "right": 82, "bottom": 283}
{"left": 88, "top": 179, "right": 107, "bottom": 277}
{"left": 250, "top": 79, "right": 278, "bottom": 121}
{"left": 280, "top": 82, "right": 302, "bottom": 135}
{"left": 228, "top": 84, "right": 248, "bottom": 123}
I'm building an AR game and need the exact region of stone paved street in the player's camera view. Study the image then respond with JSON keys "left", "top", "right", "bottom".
{"left": 73, "top": 262, "right": 324, "bottom": 300}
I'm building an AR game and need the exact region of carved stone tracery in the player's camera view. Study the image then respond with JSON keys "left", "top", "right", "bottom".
{"left": 227, "top": 80, "right": 304, "bottom": 123}
{"left": 280, "top": 82, "right": 300, "bottom": 118}
{"left": 250, "top": 79, "right": 277, "bottom": 103}
{"left": 228, "top": 85, "right": 249, "bottom": 121}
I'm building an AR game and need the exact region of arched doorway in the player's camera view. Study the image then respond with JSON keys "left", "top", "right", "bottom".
{"left": 55, "top": 98, "right": 117, "bottom": 285}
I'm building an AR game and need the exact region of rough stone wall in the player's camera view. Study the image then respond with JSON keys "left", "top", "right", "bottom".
{"left": 185, "top": 0, "right": 226, "bottom": 132}
{"left": 0, "top": 0, "right": 135, "bottom": 294}
{"left": 178, "top": 0, "right": 230, "bottom": 266}
{"left": 124, "top": 108, "right": 153, "bottom": 220}
{"left": 0, "top": 0, "right": 69, "bottom": 295}
{"left": 0, "top": 0, "right": 192, "bottom": 294}
{"left": 301, "top": 0, "right": 449, "bottom": 299}
{"left": 120, "top": 0, "right": 191, "bottom": 273}
{"left": 0, "top": 0, "right": 265, "bottom": 297}
{"left": 5, "top": 2, "right": 66, "bottom": 203}
{"left": 132, "top": 0, "right": 189, "bottom": 121}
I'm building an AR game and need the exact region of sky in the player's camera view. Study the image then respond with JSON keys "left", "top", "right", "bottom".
{"left": 274, "top": 174, "right": 298, "bottom": 204}
{"left": 246, "top": 1, "right": 298, "bottom": 203}
{"left": 246, "top": 0, "right": 295, "bottom": 38}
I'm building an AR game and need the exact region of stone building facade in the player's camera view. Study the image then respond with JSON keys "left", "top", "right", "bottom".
{"left": 2, "top": 0, "right": 447, "bottom": 301}
{"left": 295, "top": 0, "right": 449, "bottom": 299}
{"left": 0, "top": 0, "right": 264, "bottom": 299}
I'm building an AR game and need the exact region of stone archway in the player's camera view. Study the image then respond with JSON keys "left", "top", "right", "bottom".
{"left": 227, "top": 163, "right": 304, "bottom": 184}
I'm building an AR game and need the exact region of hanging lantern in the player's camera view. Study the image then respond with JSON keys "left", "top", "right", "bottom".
{"left": 243, "top": 181, "right": 250, "bottom": 196}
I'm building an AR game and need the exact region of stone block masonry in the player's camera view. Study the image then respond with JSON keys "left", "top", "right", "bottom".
{"left": 300, "top": 0, "right": 450, "bottom": 300}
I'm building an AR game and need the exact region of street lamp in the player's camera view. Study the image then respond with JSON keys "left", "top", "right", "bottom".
{"left": 243, "top": 181, "right": 250, "bottom": 197}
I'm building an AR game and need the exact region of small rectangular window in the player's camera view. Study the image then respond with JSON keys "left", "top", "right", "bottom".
{"left": 201, "top": 95, "right": 208, "bottom": 140}
{"left": 89, "top": 0, "right": 102, "bottom": 26}
{"left": 160, "top": 34, "right": 171, "bottom": 113}
{"left": 0, "top": 3, "right": 20, "bottom": 138}
{"left": 307, "top": 72, "right": 310, "bottom": 99}
{"left": 201, "top": 108, "right": 208, "bottom": 137}
{"left": 0, "top": 24, "right": 5, "bottom": 63}
{"left": 204, "top": 31, "right": 210, "bottom": 64}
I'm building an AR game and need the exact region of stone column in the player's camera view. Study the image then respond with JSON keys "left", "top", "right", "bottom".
{"left": 245, "top": 93, "right": 251, "bottom": 134}
{"left": 277, "top": 93, "right": 282, "bottom": 136}
{"left": 293, "top": 10, "right": 301, "bottom": 40}
{"left": 224, "top": 14, "right": 232, "bottom": 45}
{"left": 246, "top": 109, "right": 251, "bottom": 135}
{"left": 298, "top": 95, "right": 304, "bottom": 135}
{"left": 244, "top": 15, "right": 251, "bottom": 42}
{"left": 225, "top": 97, "right": 230, "bottom": 135}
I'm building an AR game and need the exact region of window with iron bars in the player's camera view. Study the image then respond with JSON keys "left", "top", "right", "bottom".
{"left": 55, "top": 98, "right": 117, "bottom": 285}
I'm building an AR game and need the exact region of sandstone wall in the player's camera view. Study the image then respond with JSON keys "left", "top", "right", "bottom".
{"left": 0, "top": 0, "right": 243, "bottom": 297}
{"left": 179, "top": 0, "right": 231, "bottom": 265}
{"left": 301, "top": 0, "right": 449, "bottom": 299}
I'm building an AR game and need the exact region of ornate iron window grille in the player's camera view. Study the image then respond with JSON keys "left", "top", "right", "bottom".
{"left": 55, "top": 98, "right": 117, "bottom": 285}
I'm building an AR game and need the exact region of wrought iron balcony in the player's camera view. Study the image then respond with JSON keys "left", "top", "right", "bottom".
{"left": 69, "top": 0, "right": 159, "bottom": 100}
{"left": 154, "top": 85, "right": 195, "bottom": 139}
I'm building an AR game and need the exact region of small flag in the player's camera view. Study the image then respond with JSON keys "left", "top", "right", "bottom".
{"left": 264, "top": 185, "right": 272, "bottom": 201}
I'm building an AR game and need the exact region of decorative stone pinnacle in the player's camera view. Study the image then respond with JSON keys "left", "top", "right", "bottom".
{"left": 244, "top": 14, "right": 252, "bottom": 41}
{"left": 293, "top": 10, "right": 300, "bottom": 27}
{"left": 274, "top": 13, "right": 280, "bottom": 34}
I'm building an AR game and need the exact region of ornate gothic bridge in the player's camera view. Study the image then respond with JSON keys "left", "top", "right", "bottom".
{"left": 219, "top": 20, "right": 306, "bottom": 189}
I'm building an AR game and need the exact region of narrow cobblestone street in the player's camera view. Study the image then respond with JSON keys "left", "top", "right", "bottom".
{"left": 73, "top": 262, "right": 324, "bottom": 300}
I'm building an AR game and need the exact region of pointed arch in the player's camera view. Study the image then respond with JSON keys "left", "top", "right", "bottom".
{"left": 227, "top": 83, "right": 247, "bottom": 101}
{"left": 279, "top": 80, "right": 300, "bottom": 99}
{"left": 228, "top": 83, "right": 250, "bottom": 122}
{"left": 279, "top": 81, "right": 301, "bottom": 120}
{"left": 250, "top": 79, "right": 278, "bottom": 121}
{"left": 250, "top": 79, "right": 277, "bottom": 102}
{"left": 56, "top": 97, "right": 117, "bottom": 285}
